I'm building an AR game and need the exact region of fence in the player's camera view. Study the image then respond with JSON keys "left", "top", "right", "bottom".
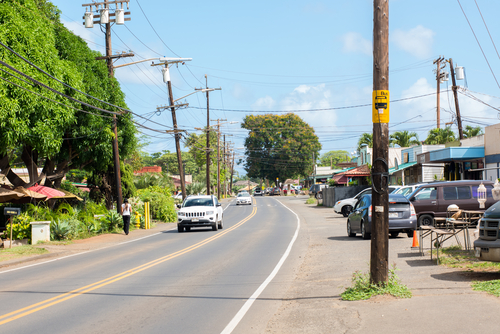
{"left": 322, "top": 185, "right": 370, "bottom": 208}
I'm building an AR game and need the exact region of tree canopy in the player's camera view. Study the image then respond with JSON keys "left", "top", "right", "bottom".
{"left": 0, "top": 0, "right": 136, "bottom": 194}
{"left": 390, "top": 131, "right": 420, "bottom": 148}
{"left": 357, "top": 133, "right": 373, "bottom": 152}
{"left": 318, "top": 150, "right": 350, "bottom": 167}
{"left": 463, "top": 125, "right": 483, "bottom": 138}
{"left": 241, "top": 113, "right": 321, "bottom": 181}
{"left": 424, "top": 127, "right": 456, "bottom": 145}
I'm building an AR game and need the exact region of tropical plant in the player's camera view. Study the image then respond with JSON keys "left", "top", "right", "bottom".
{"left": 137, "top": 186, "right": 176, "bottom": 222}
{"left": 101, "top": 211, "right": 123, "bottom": 232}
{"left": 463, "top": 125, "right": 483, "bottom": 139}
{"left": 51, "top": 219, "right": 71, "bottom": 241}
{"left": 186, "top": 182, "right": 206, "bottom": 196}
{"left": 357, "top": 133, "right": 373, "bottom": 152}
{"left": 424, "top": 127, "right": 456, "bottom": 145}
{"left": 389, "top": 131, "right": 420, "bottom": 148}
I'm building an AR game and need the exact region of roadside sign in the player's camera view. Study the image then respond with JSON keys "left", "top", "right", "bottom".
{"left": 372, "top": 90, "right": 390, "bottom": 123}
{"left": 4, "top": 207, "right": 20, "bottom": 216}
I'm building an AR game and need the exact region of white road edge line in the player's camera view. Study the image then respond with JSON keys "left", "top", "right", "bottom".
{"left": 1, "top": 199, "right": 234, "bottom": 275}
{"left": 220, "top": 198, "right": 300, "bottom": 334}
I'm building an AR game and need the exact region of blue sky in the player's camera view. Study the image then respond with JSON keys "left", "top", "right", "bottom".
{"left": 50, "top": 0, "right": 500, "bottom": 174}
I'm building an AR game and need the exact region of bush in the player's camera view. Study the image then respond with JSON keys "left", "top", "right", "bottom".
{"left": 137, "top": 186, "right": 176, "bottom": 222}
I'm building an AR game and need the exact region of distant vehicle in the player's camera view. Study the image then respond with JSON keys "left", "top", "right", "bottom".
{"left": 392, "top": 183, "right": 428, "bottom": 198}
{"left": 172, "top": 192, "right": 183, "bottom": 201}
{"left": 474, "top": 200, "right": 500, "bottom": 262}
{"left": 347, "top": 194, "right": 417, "bottom": 239}
{"left": 334, "top": 186, "right": 399, "bottom": 217}
{"left": 253, "top": 188, "right": 263, "bottom": 196}
{"left": 309, "top": 184, "right": 328, "bottom": 198}
{"left": 236, "top": 192, "right": 252, "bottom": 205}
{"left": 271, "top": 187, "right": 281, "bottom": 196}
{"left": 176, "top": 195, "right": 223, "bottom": 232}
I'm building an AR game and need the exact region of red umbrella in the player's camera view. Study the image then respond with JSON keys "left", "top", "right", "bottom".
{"left": 28, "top": 185, "right": 65, "bottom": 199}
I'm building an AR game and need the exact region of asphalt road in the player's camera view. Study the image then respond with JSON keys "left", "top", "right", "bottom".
{"left": 0, "top": 196, "right": 300, "bottom": 334}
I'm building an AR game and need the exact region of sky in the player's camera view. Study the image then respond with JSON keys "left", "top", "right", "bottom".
{"left": 50, "top": 0, "right": 500, "bottom": 175}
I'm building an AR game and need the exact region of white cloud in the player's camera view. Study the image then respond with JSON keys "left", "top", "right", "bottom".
{"left": 392, "top": 25, "right": 434, "bottom": 59}
{"left": 341, "top": 32, "right": 371, "bottom": 55}
{"left": 252, "top": 96, "right": 276, "bottom": 110}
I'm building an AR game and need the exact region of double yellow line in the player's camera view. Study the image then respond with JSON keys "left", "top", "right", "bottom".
{"left": 0, "top": 205, "right": 257, "bottom": 326}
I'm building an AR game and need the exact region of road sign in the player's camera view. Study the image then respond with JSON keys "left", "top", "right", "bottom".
{"left": 372, "top": 90, "right": 390, "bottom": 123}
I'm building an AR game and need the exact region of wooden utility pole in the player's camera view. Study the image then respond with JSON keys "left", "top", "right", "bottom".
{"left": 449, "top": 58, "right": 464, "bottom": 139}
{"left": 229, "top": 151, "right": 235, "bottom": 195}
{"left": 82, "top": 0, "right": 133, "bottom": 213}
{"left": 211, "top": 118, "right": 226, "bottom": 199}
{"left": 165, "top": 66, "right": 187, "bottom": 200}
{"left": 371, "top": 0, "right": 390, "bottom": 285}
{"left": 433, "top": 56, "right": 445, "bottom": 129}
{"left": 223, "top": 135, "right": 226, "bottom": 198}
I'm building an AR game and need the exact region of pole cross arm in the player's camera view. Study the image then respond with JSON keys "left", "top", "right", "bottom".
{"left": 165, "top": 129, "right": 188, "bottom": 134}
{"left": 157, "top": 103, "right": 189, "bottom": 111}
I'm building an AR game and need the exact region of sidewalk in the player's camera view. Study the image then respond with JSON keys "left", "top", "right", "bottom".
{"left": 266, "top": 196, "right": 500, "bottom": 333}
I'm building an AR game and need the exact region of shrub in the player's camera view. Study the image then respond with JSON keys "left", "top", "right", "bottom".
{"left": 138, "top": 186, "right": 176, "bottom": 222}
{"left": 102, "top": 210, "right": 123, "bottom": 232}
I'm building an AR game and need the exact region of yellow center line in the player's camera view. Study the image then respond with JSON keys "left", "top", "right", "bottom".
{"left": 0, "top": 205, "right": 257, "bottom": 326}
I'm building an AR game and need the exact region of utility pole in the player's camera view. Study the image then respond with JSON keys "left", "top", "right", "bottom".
{"left": 82, "top": 0, "right": 132, "bottom": 213}
{"left": 230, "top": 151, "right": 235, "bottom": 195}
{"left": 196, "top": 77, "right": 220, "bottom": 195}
{"left": 153, "top": 59, "right": 194, "bottom": 200}
{"left": 371, "top": 0, "right": 390, "bottom": 285}
{"left": 433, "top": 56, "right": 445, "bottom": 129}
{"left": 313, "top": 152, "right": 316, "bottom": 185}
{"left": 223, "top": 135, "right": 226, "bottom": 198}
{"left": 211, "top": 119, "right": 226, "bottom": 199}
{"left": 449, "top": 58, "right": 464, "bottom": 139}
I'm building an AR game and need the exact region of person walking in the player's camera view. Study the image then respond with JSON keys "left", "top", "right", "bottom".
{"left": 121, "top": 198, "right": 132, "bottom": 235}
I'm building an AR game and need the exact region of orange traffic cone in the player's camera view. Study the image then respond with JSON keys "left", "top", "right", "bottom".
{"left": 411, "top": 231, "right": 419, "bottom": 249}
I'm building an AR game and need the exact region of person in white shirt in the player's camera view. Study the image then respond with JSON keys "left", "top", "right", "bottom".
{"left": 121, "top": 198, "right": 132, "bottom": 235}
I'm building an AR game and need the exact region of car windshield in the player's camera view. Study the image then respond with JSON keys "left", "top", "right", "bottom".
{"left": 183, "top": 198, "right": 214, "bottom": 207}
{"left": 238, "top": 193, "right": 250, "bottom": 197}
{"left": 394, "top": 187, "right": 413, "bottom": 197}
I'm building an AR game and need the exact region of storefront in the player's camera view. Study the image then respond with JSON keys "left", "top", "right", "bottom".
{"left": 428, "top": 147, "right": 485, "bottom": 181}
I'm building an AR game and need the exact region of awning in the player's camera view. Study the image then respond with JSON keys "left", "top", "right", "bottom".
{"left": 331, "top": 174, "right": 348, "bottom": 184}
{"left": 52, "top": 189, "right": 83, "bottom": 201}
{"left": 28, "top": 185, "right": 65, "bottom": 199}
{"left": 0, "top": 188, "right": 25, "bottom": 203}
{"left": 429, "top": 147, "right": 484, "bottom": 162}
{"left": 389, "top": 161, "right": 418, "bottom": 175}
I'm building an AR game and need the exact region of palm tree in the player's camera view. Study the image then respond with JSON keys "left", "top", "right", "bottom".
{"left": 463, "top": 125, "right": 483, "bottom": 138}
{"left": 390, "top": 131, "right": 420, "bottom": 148}
{"left": 424, "top": 127, "right": 456, "bottom": 145}
{"left": 357, "top": 133, "right": 373, "bottom": 153}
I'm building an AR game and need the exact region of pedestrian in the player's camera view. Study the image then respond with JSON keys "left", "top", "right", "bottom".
{"left": 121, "top": 198, "right": 132, "bottom": 235}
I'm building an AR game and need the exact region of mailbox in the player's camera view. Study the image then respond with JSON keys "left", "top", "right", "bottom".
{"left": 4, "top": 207, "right": 20, "bottom": 216}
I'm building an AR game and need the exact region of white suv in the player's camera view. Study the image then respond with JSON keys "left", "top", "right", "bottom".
{"left": 177, "top": 195, "right": 224, "bottom": 232}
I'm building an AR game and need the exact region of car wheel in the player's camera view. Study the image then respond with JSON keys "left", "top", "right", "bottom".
{"left": 177, "top": 225, "right": 184, "bottom": 233}
{"left": 212, "top": 217, "right": 218, "bottom": 231}
{"left": 418, "top": 214, "right": 434, "bottom": 227}
{"left": 347, "top": 220, "right": 355, "bottom": 237}
{"left": 390, "top": 232, "right": 399, "bottom": 238}
{"left": 361, "top": 222, "right": 371, "bottom": 240}
{"left": 218, "top": 218, "right": 223, "bottom": 229}
{"left": 342, "top": 205, "right": 352, "bottom": 217}
{"left": 407, "top": 230, "right": 414, "bottom": 238}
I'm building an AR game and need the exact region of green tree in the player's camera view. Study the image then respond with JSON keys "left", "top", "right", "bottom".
{"left": 241, "top": 113, "right": 321, "bottom": 181}
{"left": 463, "top": 125, "right": 483, "bottom": 138}
{"left": 319, "top": 150, "right": 350, "bottom": 167}
{"left": 389, "top": 131, "right": 420, "bottom": 148}
{"left": 357, "top": 133, "right": 373, "bottom": 152}
{"left": 184, "top": 131, "right": 218, "bottom": 169}
{"left": 0, "top": 0, "right": 137, "bottom": 202}
{"left": 424, "top": 127, "right": 456, "bottom": 144}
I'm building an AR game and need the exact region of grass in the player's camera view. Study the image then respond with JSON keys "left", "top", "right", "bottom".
{"left": 341, "top": 265, "right": 412, "bottom": 301}
{"left": 472, "top": 280, "right": 500, "bottom": 297}
{"left": 305, "top": 197, "right": 317, "bottom": 205}
{"left": 432, "top": 245, "right": 500, "bottom": 270}
{"left": 0, "top": 245, "right": 48, "bottom": 262}
{"left": 36, "top": 240, "right": 73, "bottom": 246}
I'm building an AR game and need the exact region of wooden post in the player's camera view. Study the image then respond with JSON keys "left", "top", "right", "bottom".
{"left": 371, "top": 0, "right": 389, "bottom": 285}
{"left": 449, "top": 58, "right": 464, "bottom": 140}
{"left": 205, "top": 75, "right": 211, "bottom": 195}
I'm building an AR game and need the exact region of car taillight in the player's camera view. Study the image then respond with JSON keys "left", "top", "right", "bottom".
{"left": 368, "top": 205, "right": 372, "bottom": 217}
{"left": 410, "top": 203, "right": 416, "bottom": 216}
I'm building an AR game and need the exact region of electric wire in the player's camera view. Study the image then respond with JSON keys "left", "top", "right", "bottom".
{"left": 474, "top": 0, "right": 500, "bottom": 62}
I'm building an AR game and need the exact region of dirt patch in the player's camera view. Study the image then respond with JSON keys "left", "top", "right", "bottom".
{"left": 366, "top": 294, "right": 399, "bottom": 303}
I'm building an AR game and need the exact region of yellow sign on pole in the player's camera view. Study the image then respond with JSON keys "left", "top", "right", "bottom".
{"left": 372, "top": 90, "right": 390, "bottom": 123}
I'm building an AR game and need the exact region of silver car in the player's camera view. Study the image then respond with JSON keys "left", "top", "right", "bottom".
{"left": 236, "top": 192, "right": 252, "bottom": 205}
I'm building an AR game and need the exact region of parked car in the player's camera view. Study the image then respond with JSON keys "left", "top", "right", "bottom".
{"left": 334, "top": 186, "right": 400, "bottom": 217}
{"left": 271, "top": 187, "right": 281, "bottom": 196}
{"left": 309, "top": 184, "right": 328, "bottom": 198}
{"left": 253, "top": 188, "right": 263, "bottom": 196}
{"left": 176, "top": 195, "right": 223, "bottom": 232}
{"left": 346, "top": 194, "right": 417, "bottom": 239}
{"left": 392, "top": 183, "right": 434, "bottom": 198}
{"left": 474, "top": 200, "right": 500, "bottom": 262}
{"left": 236, "top": 192, "right": 252, "bottom": 205}
{"left": 408, "top": 180, "right": 496, "bottom": 226}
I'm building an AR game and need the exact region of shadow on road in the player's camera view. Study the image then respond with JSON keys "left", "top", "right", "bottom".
{"left": 328, "top": 236, "right": 365, "bottom": 242}
{"left": 431, "top": 271, "right": 500, "bottom": 282}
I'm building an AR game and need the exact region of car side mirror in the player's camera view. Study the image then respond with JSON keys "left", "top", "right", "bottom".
{"left": 216, "top": 203, "right": 221, "bottom": 207}
{"left": 409, "top": 197, "right": 415, "bottom": 202}
{"left": 176, "top": 204, "right": 181, "bottom": 209}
